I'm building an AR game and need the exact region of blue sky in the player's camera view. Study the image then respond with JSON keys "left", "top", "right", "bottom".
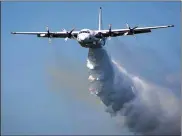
{"left": 1, "top": 2, "right": 180, "bottom": 135}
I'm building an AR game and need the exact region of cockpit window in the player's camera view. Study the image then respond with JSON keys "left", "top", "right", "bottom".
{"left": 79, "top": 30, "right": 90, "bottom": 34}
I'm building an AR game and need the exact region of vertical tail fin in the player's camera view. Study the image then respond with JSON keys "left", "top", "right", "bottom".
{"left": 98, "top": 7, "right": 103, "bottom": 30}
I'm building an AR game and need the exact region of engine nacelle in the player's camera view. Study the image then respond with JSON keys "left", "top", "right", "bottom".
{"left": 37, "top": 34, "right": 46, "bottom": 37}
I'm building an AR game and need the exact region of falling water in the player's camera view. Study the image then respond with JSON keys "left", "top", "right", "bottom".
{"left": 86, "top": 47, "right": 180, "bottom": 135}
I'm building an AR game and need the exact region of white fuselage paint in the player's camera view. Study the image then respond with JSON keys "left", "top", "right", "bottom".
{"left": 77, "top": 29, "right": 106, "bottom": 48}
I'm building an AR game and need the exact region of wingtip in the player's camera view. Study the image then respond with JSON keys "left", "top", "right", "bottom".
{"left": 169, "top": 25, "right": 174, "bottom": 27}
{"left": 11, "top": 32, "right": 16, "bottom": 34}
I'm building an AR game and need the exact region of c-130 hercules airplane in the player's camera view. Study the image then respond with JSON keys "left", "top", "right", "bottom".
{"left": 11, "top": 7, "right": 174, "bottom": 48}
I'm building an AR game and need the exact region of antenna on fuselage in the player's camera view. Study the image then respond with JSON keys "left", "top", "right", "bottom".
{"left": 98, "top": 7, "right": 103, "bottom": 30}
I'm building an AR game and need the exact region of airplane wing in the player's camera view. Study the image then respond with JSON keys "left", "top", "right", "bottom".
{"left": 11, "top": 31, "right": 79, "bottom": 38}
{"left": 95, "top": 24, "right": 174, "bottom": 38}
{"left": 11, "top": 27, "right": 79, "bottom": 40}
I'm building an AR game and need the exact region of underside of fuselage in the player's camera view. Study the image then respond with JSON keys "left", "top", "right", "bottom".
{"left": 80, "top": 44, "right": 103, "bottom": 48}
{"left": 78, "top": 42, "right": 103, "bottom": 48}
{"left": 78, "top": 38, "right": 106, "bottom": 48}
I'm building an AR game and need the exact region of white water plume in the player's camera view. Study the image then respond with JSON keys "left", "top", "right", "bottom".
{"left": 87, "top": 47, "right": 180, "bottom": 135}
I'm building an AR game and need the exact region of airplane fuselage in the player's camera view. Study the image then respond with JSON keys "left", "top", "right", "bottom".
{"left": 77, "top": 29, "right": 106, "bottom": 48}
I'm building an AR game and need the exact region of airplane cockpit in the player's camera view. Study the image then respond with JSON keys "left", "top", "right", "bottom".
{"left": 79, "top": 29, "right": 90, "bottom": 34}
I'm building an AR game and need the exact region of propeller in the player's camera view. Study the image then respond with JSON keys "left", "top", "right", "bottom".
{"left": 62, "top": 27, "right": 75, "bottom": 42}
{"left": 124, "top": 23, "right": 138, "bottom": 36}
{"left": 108, "top": 24, "right": 112, "bottom": 40}
{"left": 96, "top": 24, "right": 112, "bottom": 40}
{"left": 46, "top": 26, "right": 52, "bottom": 43}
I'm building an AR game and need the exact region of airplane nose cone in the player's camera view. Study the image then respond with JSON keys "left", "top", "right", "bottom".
{"left": 78, "top": 34, "right": 90, "bottom": 42}
{"left": 78, "top": 35, "right": 85, "bottom": 41}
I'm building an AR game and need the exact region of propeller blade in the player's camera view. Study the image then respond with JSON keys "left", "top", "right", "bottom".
{"left": 64, "top": 37, "right": 68, "bottom": 42}
{"left": 70, "top": 27, "right": 75, "bottom": 33}
{"left": 72, "top": 35, "right": 77, "bottom": 40}
{"left": 46, "top": 26, "right": 49, "bottom": 31}
{"left": 131, "top": 26, "right": 138, "bottom": 35}
{"left": 133, "top": 26, "right": 138, "bottom": 30}
{"left": 62, "top": 27, "right": 76, "bottom": 41}
{"left": 109, "top": 24, "right": 111, "bottom": 30}
{"left": 46, "top": 26, "right": 52, "bottom": 43}
{"left": 48, "top": 38, "right": 51, "bottom": 43}
{"left": 108, "top": 24, "right": 112, "bottom": 38}
{"left": 62, "top": 28, "right": 67, "bottom": 32}
{"left": 124, "top": 32, "right": 129, "bottom": 36}
{"left": 126, "top": 23, "right": 129, "bottom": 29}
{"left": 125, "top": 23, "right": 138, "bottom": 35}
